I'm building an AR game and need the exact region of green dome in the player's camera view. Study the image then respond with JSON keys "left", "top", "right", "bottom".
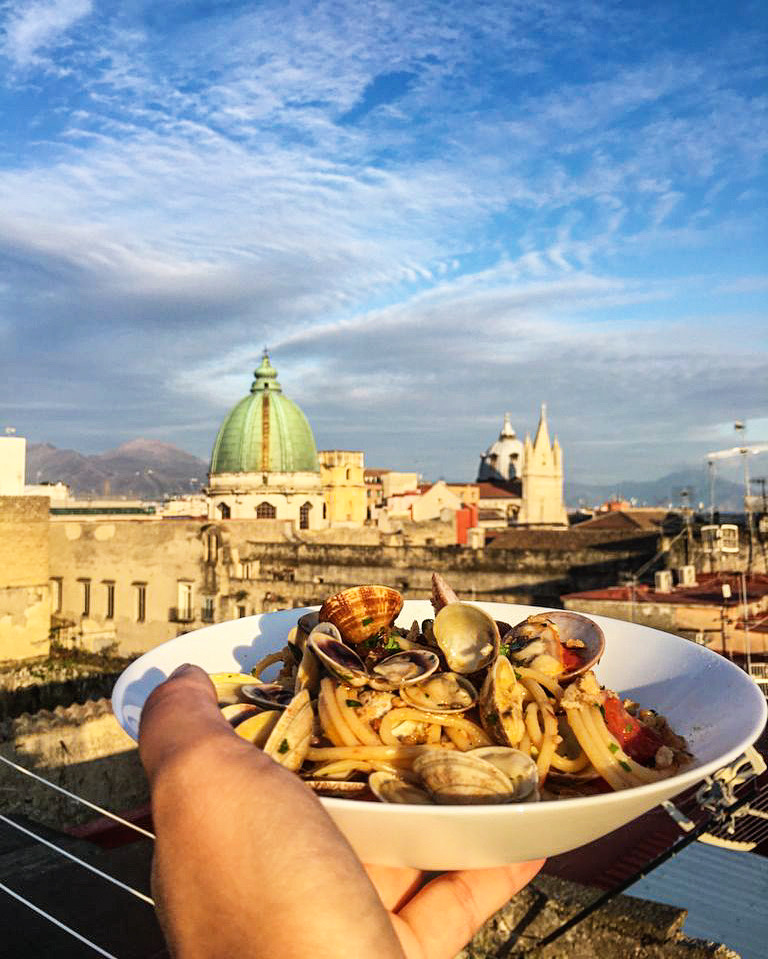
{"left": 210, "top": 352, "right": 319, "bottom": 474}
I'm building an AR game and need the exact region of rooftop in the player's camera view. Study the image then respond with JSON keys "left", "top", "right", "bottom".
{"left": 563, "top": 573, "right": 768, "bottom": 606}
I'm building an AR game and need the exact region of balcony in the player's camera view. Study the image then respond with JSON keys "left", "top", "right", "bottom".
{"left": 168, "top": 607, "right": 195, "bottom": 623}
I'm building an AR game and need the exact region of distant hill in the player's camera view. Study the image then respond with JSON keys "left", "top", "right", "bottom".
{"left": 565, "top": 468, "right": 746, "bottom": 512}
{"left": 26, "top": 440, "right": 208, "bottom": 499}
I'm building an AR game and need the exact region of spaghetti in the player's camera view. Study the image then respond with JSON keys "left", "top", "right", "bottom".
{"left": 211, "top": 582, "right": 692, "bottom": 805}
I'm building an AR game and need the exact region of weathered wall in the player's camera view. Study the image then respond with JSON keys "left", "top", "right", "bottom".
{"left": 0, "top": 698, "right": 147, "bottom": 828}
{"left": 49, "top": 514, "right": 658, "bottom": 656}
{"left": 0, "top": 495, "right": 51, "bottom": 661}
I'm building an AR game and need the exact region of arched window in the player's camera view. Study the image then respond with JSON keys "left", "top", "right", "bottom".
{"left": 299, "top": 501, "right": 312, "bottom": 530}
{"left": 345, "top": 467, "right": 351, "bottom": 481}
{"left": 257, "top": 501, "right": 277, "bottom": 519}
{"left": 217, "top": 502, "right": 230, "bottom": 519}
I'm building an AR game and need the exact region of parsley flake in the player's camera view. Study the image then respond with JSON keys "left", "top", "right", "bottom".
{"left": 345, "top": 699, "right": 362, "bottom": 708}
{"left": 513, "top": 669, "right": 522, "bottom": 681}
{"left": 624, "top": 723, "right": 634, "bottom": 734}
{"left": 500, "top": 643, "right": 511, "bottom": 658}
{"left": 361, "top": 616, "right": 374, "bottom": 626}
{"left": 278, "top": 739, "right": 290, "bottom": 754}
{"left": 383, "top": 636, "right": 401, "bottom": 651}
{"left": 608, "top": 743, "right": 619, "bottom": 753}
{"left": 618, "top": 760, "right": 631, "bottom": 772}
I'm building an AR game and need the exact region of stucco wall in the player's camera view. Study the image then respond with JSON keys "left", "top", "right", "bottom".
{"left": 0, "top": 698, "right": 147, "bottom": 827}
{"left": 49, "top": 515, "right": 657, "bottom": 656}
{"left": 0, "top": 495, "right": 51, "bottom": 661}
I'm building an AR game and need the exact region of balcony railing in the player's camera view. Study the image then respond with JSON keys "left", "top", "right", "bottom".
{"left": 168, "top": 607, "right": 195, "bottom": 623}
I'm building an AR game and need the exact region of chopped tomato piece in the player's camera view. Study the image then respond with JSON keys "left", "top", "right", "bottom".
{"left": 562, "top": 647, "right": 582, "bottom": 671}
{"left": 603, "top": 695, "right": 663, "bottom": 765}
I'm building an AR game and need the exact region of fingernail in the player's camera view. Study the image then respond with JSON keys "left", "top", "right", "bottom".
{"left": 168, "top": 663, "right": 194, "bottom": 679}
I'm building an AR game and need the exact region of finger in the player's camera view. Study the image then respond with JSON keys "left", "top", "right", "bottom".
{"left": 392, "top": 860, "right": 545, "bottom": 959}
{"left": 138, "top": 663, "right": 235, "bottom": 783}
{"left": 364, "top": 863, "right": 425, "bottom": 911}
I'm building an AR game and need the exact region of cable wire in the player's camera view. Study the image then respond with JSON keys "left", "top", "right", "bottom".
{"left": 0, "top": 880, "right": 120, "bottom": 959}
{"left": 0, "top": 814, "right": 154, "bottom": 905}
{"left": 0, "top": 754, "right": 155, "bottom": 840}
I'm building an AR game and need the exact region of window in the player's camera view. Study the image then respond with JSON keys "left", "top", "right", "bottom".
{"left": 237, "top": 605, "right": 247, "bottom": 619}
{"left": 104, "top": 581, "right": 115, "bottom": 620}
{"left": 178, "top": 582, "right": 193, "bottom": 620}
{"left": 202, "top": 597, "right": 215, "bottom": 623}
{"left": 345, "top": 467, "right": 351, "bottom": 481}
{"left": 299, "top": 501, "right": 312, "bottom": 530}
{"left": 50, "top": 578, "right": 62, "bottom": 613}
{"left": 79, "top": 579, "right": 91, "bottom": 617}
{"left": 135, "top": 583, "right": 147, "bottom": 623}
{"left": 205, "top": 532, "right": 219, "bottom": 563}
{"left": 217, "top": 502, "right": 231, "bottom": 519}
{"left": 256, "top": 501, "right": 276, "bottom": 519}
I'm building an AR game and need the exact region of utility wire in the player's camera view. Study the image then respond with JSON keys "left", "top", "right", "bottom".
{"left": 0, "top": 814, "right": 154, "bottom": 905}
{"left": 0, "top": 881, "right": 120, "bottom": 959}
{"left": 0, "top": 754, "right": 155, "bottom": 840}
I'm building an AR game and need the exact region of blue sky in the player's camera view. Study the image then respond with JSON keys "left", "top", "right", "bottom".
{"left": 0, "top": 0, "right": 766, "bottom": 484}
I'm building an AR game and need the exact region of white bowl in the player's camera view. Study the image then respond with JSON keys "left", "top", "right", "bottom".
{"left": 112, "top": 601, "right": 767, "bottom": 870}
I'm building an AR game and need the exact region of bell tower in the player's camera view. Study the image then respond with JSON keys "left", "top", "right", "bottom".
{"left": 517, "top": 404, "right": 567, "bottom": 526}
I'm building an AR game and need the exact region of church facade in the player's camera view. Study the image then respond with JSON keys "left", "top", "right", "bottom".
{"left": 477, "top": 406, "right": 567, "bottom": 527}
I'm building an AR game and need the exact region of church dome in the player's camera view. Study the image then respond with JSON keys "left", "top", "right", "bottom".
{"left": 210, "top": 351, "right": 319, "bottom": 474}
{"left": 477, "top": 413, "right": 525, "bottom": 481}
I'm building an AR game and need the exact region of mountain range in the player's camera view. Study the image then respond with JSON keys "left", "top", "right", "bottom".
{"left": 26, "top": 440, "right": 209, "bottom": 499}
{"left": 25, "top": 440, "right": 750, "bottom": 510}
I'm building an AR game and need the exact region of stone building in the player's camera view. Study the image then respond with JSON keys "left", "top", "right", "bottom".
{"left": 317, "top": 450, "right": 366, "bottom": 526}
{"left": 0, "top": 495, "right": 51, "bottom": 662}
{"left": 477, "top": 405, "right": 567, "bottom": 527}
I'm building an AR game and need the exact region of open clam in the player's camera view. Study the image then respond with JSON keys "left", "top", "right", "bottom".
{"left": 369, "top": 770, "right": 433, "bottom": 805}
{"left": 307, "top": 622, "right": 370, "bottom": 687}
{"left": 502, "top": 611, "right": 604, "bottom": 681}
{"left": 433, "top": 602, "right": 500, "bottom": 674}
{"left": 478, "top": 655, "right": 525, "bottom": 746}
{"left": 319, "top": 585, "right": 403, "bottom": 645}
{"left": 414, "top": 748, "right": 528, "bottom": 805}
{"left": 399, "top": 672, "right": 478, "bottom": 713}
{"left": 369, "top": 649, "right": 440, "bottom": 690}
{"left": 470, "top": 747, "right": 539, "bottom": 801}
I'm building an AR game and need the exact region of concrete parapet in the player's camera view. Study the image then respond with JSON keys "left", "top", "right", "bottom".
{"left": 460, "top": 874, "right": 739, "bottom": 958}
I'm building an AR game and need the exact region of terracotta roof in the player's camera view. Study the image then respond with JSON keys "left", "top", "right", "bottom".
{"left": 573, "top": 509, "right": 667, "bottom": 531}
{"left": 563, "top": 573, "right": 768, "bottom": 605}
{"left": 476, "top": 479, "right": 522, "bottom": 499}
{"left": 487, "top": 527, "right": 658, "bottom": 550}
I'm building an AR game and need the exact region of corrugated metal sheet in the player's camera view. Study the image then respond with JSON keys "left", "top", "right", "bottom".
{"left": 625, "top": 842, "right": 768, "bottom": 959}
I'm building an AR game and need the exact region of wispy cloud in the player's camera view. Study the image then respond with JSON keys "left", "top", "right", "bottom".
{"left": 0, "top": 0, "right": 765, "bottom": 481}
{"left": 1, "top": 0, "right": 92, "bottom": 68}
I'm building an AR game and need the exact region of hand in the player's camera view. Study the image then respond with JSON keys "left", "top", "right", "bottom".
{"left": 139, "top": 665, "right": 544, "bottom": 959}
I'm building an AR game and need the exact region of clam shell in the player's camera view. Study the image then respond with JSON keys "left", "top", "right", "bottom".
{"left": 369, "top": 770, "right": 433, "bottom": 805}
{"left": 413, "top": 748, "right": 519, "bottom": 804}
{"left": 433, "top": 602, "right": 500, "bottom": 674}
{"left": 504, "top": 611, "right": 605, "bottom": 680}
{"left": 399, "top": 672, "right": 478, "bottom": 713}
{"left": 431, "top": 572, "right": 459, "bottom": 612}
{"left": 469, "top": 747, "right": 539, "bottom": 801}
{"left": 220, "top": 703, "right": 261, "bottom": 727}
{"left": 320, "top": 585, "right": 403, "bottom": 645}
{"left": 308, "top": 623, "right": 370, "bottom": 687}
{"left": 370, "top": 649, "right": 440, "bottom": 689}
{"left": 264, "top": 689, "right": 314, "bottom": 772}
{"left": 209, "top": 673, "right": 278, "bottom": 706}
{"left": 478, "top": 655, "right": 525, "bottom": 746}
{"left": 305, "top": 780, "right": 370, "bottom": 797}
